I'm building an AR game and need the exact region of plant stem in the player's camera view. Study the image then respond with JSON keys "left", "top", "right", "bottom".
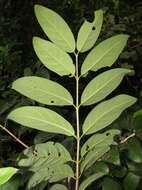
{"left": 0, "top": 124, "right": 29, "bottom": 149}
{"left": 75, "top": 53, "right": 80, "bottom": 190}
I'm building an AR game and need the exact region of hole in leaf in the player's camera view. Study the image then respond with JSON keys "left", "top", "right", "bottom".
{"left": 48, "top": 153, "right": 51, "bottom": 156}
{"left": 51, "top": 100, "right": 54, "bottom": 103}
{"left": 58, "top": 152, "right": 61, "bottom": 157}
{"left": 106, "top": 133, "right": 110, "bottom": 136}
{"left": 86, "top": 145, "right": 89, "bottom": 151}
{"left": 92, "top": 26, "right": 96, "bottom": 30}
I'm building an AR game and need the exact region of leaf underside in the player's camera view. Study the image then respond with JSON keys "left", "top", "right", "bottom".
{"left": 18, "top": 142, "right": 73, "bottom": 188}
{"left": 33, "top": 37, "right": 75, "bottom": 76}
{"left": 81, "top": 68, "right": 131, "bottom": 105}
{"left": 81, "top": 34, "right": 129, "bottom": 76}
{"left": 34, "top": 4, "right": 75, "bottom": 52}
{"left": 12, "top": 76, "right": 73, "bottom": 106}
{"left": 7, "top": 106, "right": 75, "bottom": 137}
{"left": 83, "top": 94, "right": 136, "bottom": 135}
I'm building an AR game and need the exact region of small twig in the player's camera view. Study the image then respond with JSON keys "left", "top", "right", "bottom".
{"left": 0, "top": 124, "right": 29, "bottom": 149}
{"left": 120, "top": 133, "right": 135, "bottom": 144}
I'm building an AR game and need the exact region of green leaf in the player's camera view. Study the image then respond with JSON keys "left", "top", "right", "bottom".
{"left": 81, "top": 68, "right": 131, "bottom": 105}
{"left": 27, "top": 164, "right": 73, "bottom": 188}
{"left": 33, "top": 37, "right": 75, "bottom": 76}
{"left": 18, "top": 142, "right": 73, "bottom": 188}
{"left": 0, "top": 167, "right": 18, "bottom": 186}
{"left": 77, "top": 9, "right": 103, "bottom": 52}
{"left": 123, "top": 173, "right": 140, "bottom": 190}
{"left": 79, "top": 172, "right": 106, "bottom": 190}
{"left": 82, "top": 94, "right": 136, "bottom": 135}
{"left": 81, "top": 129, "right": 120, "bottom": 157}
{"left": 7, "top": 106, "right": 75, "bottom": 137}
{"left": 0, "top": 176, "right": 21, "bottom": 190}
{"left": 80, "top": 146, "right": 110, "bottom": 173}
{"left": 133, "top": 109, "right": 142, "bottom": 118}
{"left": 34, "top": 5, "right": 75, "bottom": 52}
{"left": 81, "top": 34, "right": 129, "bottom": 76}
{"left": 49, "top": 184, "right": 68, "bottom": 190}
{"left": 12, "top": 76, "right": 73, "bottom": 106}
{"left": 127, "top": 138, "right": 142, "bottom": 163}
{"left": 102, "top": 177, "right": 122, "bottom": 190}
{"left": 104, "top": 146, "right": 120, "bottom": 165}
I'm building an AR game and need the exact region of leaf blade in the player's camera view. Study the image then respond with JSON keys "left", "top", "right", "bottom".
{"left": 0, "top": 167, "right": 18, "bottom": 186}
{"left": 12, "top": 76, "right": 73, "bottom": 106}
{"left": 79, "top": 172, "right": 106, "bottom": 190}
{"left": 81, "top": 34, "right": 129, "bottom": 75}
{"left": 77, "top": 9, "right": 103, "bottom": 52}
{"left": 81, "top": 68, "right": 131, "bottom": 105}
{"left": 7, "top": 106, "right": 75, "bottom": 137}
{"left": 83, "top": 95, "right": 136, "bottom": 135}
{"left": 49, "top": 184, "right": 69, "bottom": 190}
{"left": 33, "top": 37, "right": 75, "bottom": 76}
{"left": 34, "top": 5, "right": 75, "bottom": 52}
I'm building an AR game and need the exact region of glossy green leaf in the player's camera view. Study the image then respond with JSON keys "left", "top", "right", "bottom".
{"left": 77, "top": 9, "right": 103, "bottom": 52}
{"left": 81, "top": 146, "right": 110, "bottom": 173}
{"left": 123, "top": 173, "right": 140, "bottom": 190}
{"left": 0, "top": 167, "right": 18, "bottom": 186}
{"left": 49, "top": 184, "right": 68, "bottom": 190}
{"left": 82, "top": 94, "right": 136, "bottom": 135}
{"left": 33, "top": 37, "right": 75, "bottom": 76}
{"left": 7, "top": 106, "right": 75, "bottom": 137}
{"left": 81, "top": 68, "right": 131, "bottom": 105}
{"left": 79, "top": 172, "right": 106, "bottom": 190}
{"left": 34, "top": 5, "right": 75, "bottom": 52}
{"left": 102, "top": 177, "right": 122, "bottom": 190}
{"left": 81, "top": 34, "right": 129, "bottom": 76}
{"left": 12, "top": 76, "right": 73, "bottom": 106}
{"left": 18, "top": 142, "right": 73, "bottom": 188}
{"left": 133, "top": 109, "right": 142, "bottom": 118}
{"left": 0, "top": 176, "right": 21, "bottom": 190}
{"left": 81, "top": 129, "right": 120, "bottom": 157}
{"left": 127, "top": 138, "right": 142, "bottom": 163}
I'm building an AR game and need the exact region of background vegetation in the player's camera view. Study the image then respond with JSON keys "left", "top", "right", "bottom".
{"left": 0, "top": 0, "right": 142, "bottom": 189}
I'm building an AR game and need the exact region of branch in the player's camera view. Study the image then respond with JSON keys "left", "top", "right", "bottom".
{"left": 120, "top": 133, "right": 135, "bottom": 144}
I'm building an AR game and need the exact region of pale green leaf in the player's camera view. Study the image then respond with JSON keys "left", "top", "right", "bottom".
{"left": 27, "top": 164, "right": 73, "bottom": 188}
{"left": 12, "top": 76, "right": 73, "bottom": 106}
{"left": 81, "top": 68, "right": 131, "bottom": 105}
{"left": 80, "top": 146, "right": 110, "bottom": 173}
{"left": 77, "top": 9, "right": 103, "bottom": 52}
{"left": 7, "top": 106, "right": 75, "bottom": 137}
{"left": 81, "top": 129, "right": 120, "bottom": 157}
{"left": 18, "top": 142, "right": 73, "bottom": 188}
{"left": 33, "top": 37, "right": 75, "bottom": 76}
{"left": 81, "top": 34, "right": 129, "bottom": 76}
{"left": 49, "top": 184, "right": 68, "bottom": 190}
{"left": 79, "top": 172, "right": 106, "bottom": 190}
{"left": 0, "top": 167, "right": 18, "bottom": 186}
{"left": 34, "top": 5, "right": 75, "bottom": 52}
{"left": 83, "top": 94, "right": 136, "bottom": 135}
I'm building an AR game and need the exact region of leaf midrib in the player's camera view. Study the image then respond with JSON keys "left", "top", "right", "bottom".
{"left": 84, "top": 98, "right": 133, "bottom": 134}
{"left": 82, "top": 39, "right": 124, "bottom": 75}
{"left": 27, "top": 87, "right": 73, "bottom": 105}
{"left": 81, "top": 71, "right": 127, "bottom": 105}
{"left": 41, "top": 12, "right": 74, "bottom": 51}
{"left": 15, "top": 115, "right": 74, "bottom": 136}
